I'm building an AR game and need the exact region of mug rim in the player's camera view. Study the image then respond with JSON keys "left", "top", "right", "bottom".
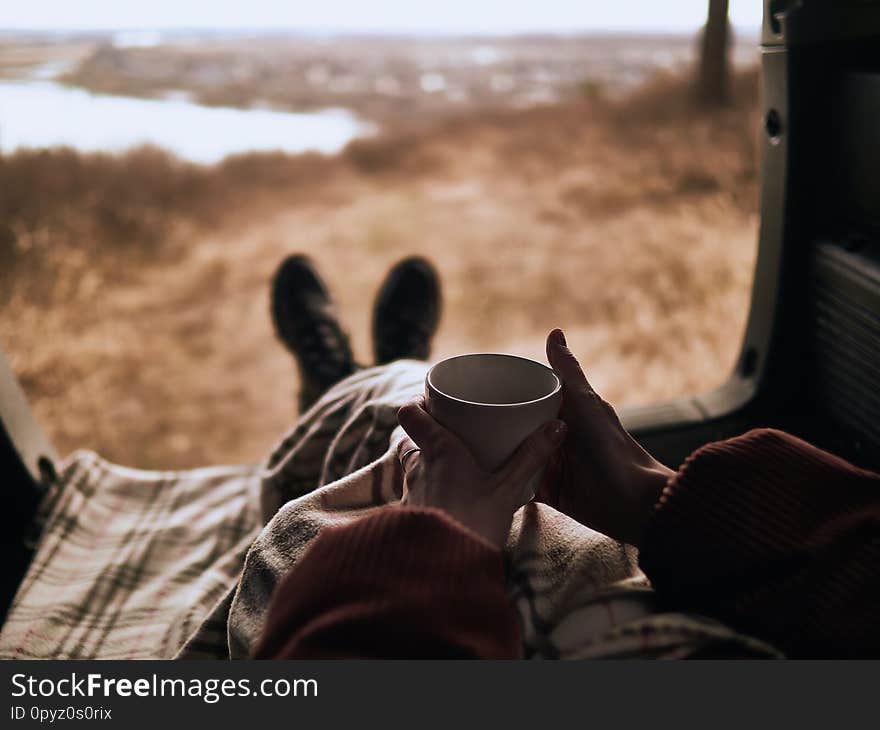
{"left": 426, "top": 352, "right": 562, "bottom": 408}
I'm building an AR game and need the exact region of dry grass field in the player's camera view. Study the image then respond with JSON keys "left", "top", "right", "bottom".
{"left": 1, "top": 67, "right": 761, "bottom": 469}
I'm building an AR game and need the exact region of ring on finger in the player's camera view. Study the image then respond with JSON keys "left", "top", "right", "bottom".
{"left": 399, "top": 446, "right": 421, "bottom": 469}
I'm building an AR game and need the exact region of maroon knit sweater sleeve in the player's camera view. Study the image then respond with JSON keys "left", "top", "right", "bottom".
{"left": 639, "top": 428, "right": 880, "bottom": 658}
{"left": 253, "top": 507, "right": 520, "bottom": 659}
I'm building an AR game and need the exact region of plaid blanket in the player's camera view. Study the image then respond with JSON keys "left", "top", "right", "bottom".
{"left": 0, "top": 455, "right": 261, "bottom": 659}
{"left": 1, "top": 361, "right": 780, "bottom": 660}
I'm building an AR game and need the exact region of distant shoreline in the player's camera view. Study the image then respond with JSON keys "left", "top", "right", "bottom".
{"left": 1, "top": 30, "right": 760, "bottom": 131}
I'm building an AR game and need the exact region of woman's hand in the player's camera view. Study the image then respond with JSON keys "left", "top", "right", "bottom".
{"left": 396, "top": 399, "right": 567, "bottom": 549}
{"left": 538, "top": 328, "right": 675, "bottom": 547}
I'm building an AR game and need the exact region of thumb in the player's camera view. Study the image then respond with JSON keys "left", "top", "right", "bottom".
{"left": 498, "top": 420, "right": 567, "bottom": 490}
{"left": 546, "top": 328, "right": 593, "bottom": 396}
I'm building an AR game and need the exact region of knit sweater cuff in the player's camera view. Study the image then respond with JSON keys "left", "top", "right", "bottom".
{"left": 254, "top": 506, "right": 520, "bottom": 658}
{"left": 307, "top": 507, "right": 504, "bottom": 597}
{"left": 638, "top": 428, "right": 868, "bottom": 602}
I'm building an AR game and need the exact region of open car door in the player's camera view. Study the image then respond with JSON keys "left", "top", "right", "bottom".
{"left": 624, "top": 0, "right": 880, "bottom": 475}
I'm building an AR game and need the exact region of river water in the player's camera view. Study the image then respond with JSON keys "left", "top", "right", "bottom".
{"left": 0, "top": 76, "right": 373, "bottom": 164}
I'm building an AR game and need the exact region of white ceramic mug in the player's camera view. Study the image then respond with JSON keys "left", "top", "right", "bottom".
{"left": 424, "top": 353, "right": 563, "bottom": 477}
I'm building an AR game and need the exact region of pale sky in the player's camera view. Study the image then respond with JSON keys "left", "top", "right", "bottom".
{"left": 2, "top": 0, "right": 763, "bottom": 34}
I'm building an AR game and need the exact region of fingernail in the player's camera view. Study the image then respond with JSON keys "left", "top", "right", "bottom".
{"left": 551, "top": 328, "right": 566, "bottom": 347}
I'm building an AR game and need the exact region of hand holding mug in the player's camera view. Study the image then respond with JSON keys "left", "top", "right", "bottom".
{"left": 539, "top": 328, "right": 674, "bottom": 547}
{"left": 397, "top": 399, "right": 566, "bottom": 548}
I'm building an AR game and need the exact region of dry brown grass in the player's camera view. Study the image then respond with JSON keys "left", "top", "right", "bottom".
{"left": 0, "top": 40, "right": 92, "bottom": 79}
{"left": 1, "top": 69, "right": 761, "bottom": 469}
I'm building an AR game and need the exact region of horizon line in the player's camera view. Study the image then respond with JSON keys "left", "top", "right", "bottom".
{"left": 0, "top": 24, "right": 763, "bottom": 37}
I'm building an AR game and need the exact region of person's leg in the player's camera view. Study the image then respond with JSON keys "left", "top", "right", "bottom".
{"left": 372, "top": 256, "right": 442, "bottom": 365}
{"left": 272, "top": 254, "right": 442, "bottom": 413}
{"left": 271, "top": 255, "right": 356, "bottom": 413}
